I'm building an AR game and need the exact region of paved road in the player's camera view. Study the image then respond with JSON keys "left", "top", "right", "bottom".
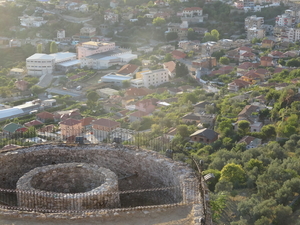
{"left": 46, "top": 88, "right": 82, "bottom": 97}
{"left": 37, "top": 74, "right": 53, "bottom": 88}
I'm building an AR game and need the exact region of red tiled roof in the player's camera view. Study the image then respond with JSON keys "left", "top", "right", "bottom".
{"left": 38, "top": 124, "right": 55, "bottom": 133}
{"left": 24, "top": 120, "right": 43, "bottom": 127}
{"left": 229, "top": 79, "right": 251, "bottom": 88}
{"left": 60, "top": 118, "right": 81, "bottom": 126}
{"left": 81, "top": 117, "right": 95, "bottom": 126}
{"left": 260, "top": 56, "right": 272, "bottom": 62}
{"left": 171, "top": 50, "right": 187, "bottom": 59}
{"left": 129, "top": 111, "right": 149, "bottom": 118}
{"left": 92, "top": 118, "right": 120, "bottom": 128}
{"left": 239, "top": 46, "right": 252, "bottom": 52}
{"left": 163, "top": 61, "right": 176, "bottom": 73}
{"left": 36, "top": 111, "right": 54, "bottom": 120}
{"left": 262, "top": 39, "right": 274, "bottom": 44}
{"left": 270, "top": 51, "right": 283, "bottom": 56}
{"left": 238, "top": 136, "right": 256, "bottom": 145}
{"left": 117, "top": 64, "right": 139, "bottom": 75}
{"left": 183, "top": 7, "right": 202, "bottom": 11}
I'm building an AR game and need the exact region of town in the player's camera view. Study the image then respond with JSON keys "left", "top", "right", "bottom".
{"left": 0, "top": 0, "right": 300, "bottom": 224}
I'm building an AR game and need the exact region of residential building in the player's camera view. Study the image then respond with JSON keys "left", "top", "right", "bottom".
{"left": 190, "top": 128, "right": 218, "bottom": 144}
{"left": 130, "top": 78, "right": 144, "bottom": 88}
{"left": 92, "top": 118, "right": 121, "bottom": 132}
{"left": 57, "top": 29, "right": 65, "bottom": 40}
{"left": 194, "top": 101, "right": 212, "bottom": 113}
{"left": 276, "top": 13, "right": 295, "bottom": 27}
{"left": 117, "top": 64, "right": 139, "bottom": 76}
{"left": 80, "top": 27, "right": 96, "bottom": 39}
{"left": 54, "top": 109, "right": 82, "bottom": 121}
{"left": 19, "top": 15, "right": 47, "bottom": 27}
{"left": 247, "top": 27, "right": 265, "bottom": 40}
{"left": 3, "top": 123, "right": 27, "bottom": 134}
{"left": 140, "top": 69, "right": 169, "bottom": 88}
{"left": 245, "top": 15, "right": 264, "bottom": 29}
{"left": 104, "top": 10, "right": 119, "bottom": 23}
{"left": 96, "top": 88, "right": 119, "bottom": 99}
{"left": 238, "top": 135, "right": 262, "bottom": 149}
{"left": 60, "top": 118, "right": 82, "bottom": 139}
{"left": 76, "top": 41, "right": 116, "bottom": 59}
{"left": 135, "top": 98, "right": 157, "bottom": 114}
{"left": 192, "top": 57, "right": 217, "bottom": 69}
{"left": 36, "top": 111, "right": 54, "bottom": 123}
{"left": 171, "top": 50, "right": 187, "bottom": 59}
{"left": 261, "top": 39, "right": 275, "bottom": 48}
{"left": 10, "top": 68, "right": 25, "bottom": 77}
{"left": 238, "top": 105, "right": 260, "bottom": 123}
{"left": 182, "top": 113, "right": 202, "bottom": 124}
{"left": 284, "top": 28, "right": 300, "bottom": 43}
{"left": 129, "top": 111, "right": 149, "bottom": 122}
{"left": 228, "top": 79, "right": 251, "bottom": 92}
{"left": 260, "top": 56, "right": 273, "bottom": 67}
{"left": 163, "top": 61, "right": 176, "bottom": 78}
{"left": 181, "top": 7, "right": 203, "bottom": 23}
{"left": 15, "top": 80, "right": 28, "bottom": 91}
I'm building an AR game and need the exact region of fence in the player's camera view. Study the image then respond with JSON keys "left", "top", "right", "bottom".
{"left": 0, "top": 127, "right": 174, "bottom": 153}
{"left": 0, "top": 182, "right": 200, "bottom": 213}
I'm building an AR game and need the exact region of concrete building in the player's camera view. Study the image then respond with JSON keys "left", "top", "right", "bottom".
{"left": 276, "top": 14, "right": 295, "bottom": 27}
{"left": 19, "top": 15, "right": 47, "bottom": 27}
{"left": 26, "top": 54, "right": 55, "bottom": 76}
{"left": 140, "top": 69, "right": 169, "bottom": 88}
{"left": 245, "top": 15, "right": 264, "bottom": 29}
{"left": 76, "top": 41, "right": 116, "bottom": 59}
{"left": 57, "top": 29, "right": 65, "bottom": 40}
{"left": 247, "top": 27, "right": 265, "bottom": 40}
{"left": 284, "top": 28, "right": 300, "bottom": 42}
{"left": 80, "top": 27, "right": 96, "bottom": 39}
{"left": 99, "top": 73, "right": 132, "bottom": 87}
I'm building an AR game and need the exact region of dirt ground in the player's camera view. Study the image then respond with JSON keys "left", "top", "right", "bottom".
{"left": 0, "top": 205, "right": 194, "bottom": 225}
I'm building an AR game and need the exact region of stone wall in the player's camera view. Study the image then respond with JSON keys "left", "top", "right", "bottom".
{"left": 16, "top": 163, "right": 119, "bottom": 210}
{"left": 0, "top": 144, "right": 199, "bottom": 207}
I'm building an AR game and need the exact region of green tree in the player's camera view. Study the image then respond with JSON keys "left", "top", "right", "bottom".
{"left": 30, "top": 85, "right": 44, "bottom": 95}
{"left": 176, "top": 124, "right": 189, "bottom": 138}
{"left": 166, "top": 32, "right": 178, "bottom": 41}
{"left": 164, "top": 53, "right": 173, "bottom": 62}
{"left": 129, "top": 58, "right": 142, "bottom": 66}
{"left": 220, "top": 163, "right": 246, "bottom": 186}
{"left": 50, "top": 41, "right": 58, "bottom": 54}
{"left": 122, "top": 80, "right": 131, "bottom": 89}
{"left": 36, "top": 43, "right": 43, "bottom": 53}
{"left": 211, "top": 29, "right": 220, "bottom": 40}
{"left": 152, "top": 17, "right": 166, "bottom": 26}
{"left": 238, "top": 120, "right": 250, "bottom": 136}
{"left": 219, "top": 56, "right": 230, "bottom": 65}
{"left": 86, "top": 91, "right": 99, "bottom": 102}
{"left": 261, "top": 124, "right": 276, "bottom": 140}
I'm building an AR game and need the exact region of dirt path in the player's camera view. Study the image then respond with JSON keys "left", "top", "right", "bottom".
{"left": 0, "top": 206, "right": 194, "bottom": 225}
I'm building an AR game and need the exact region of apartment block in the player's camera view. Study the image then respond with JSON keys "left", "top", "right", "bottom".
{"left": 141, "top": 69, "right": 169, "bottom": 88}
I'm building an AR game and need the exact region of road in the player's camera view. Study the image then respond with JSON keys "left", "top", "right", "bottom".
{"left": 46, "top": 88, "right": 82, "bottom": 97}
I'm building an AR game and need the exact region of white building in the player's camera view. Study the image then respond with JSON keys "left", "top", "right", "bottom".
{"left": 26, "top": 52, "right": 77, "bottom": 76}
{"left": 130, "top": 78, "right": 144, "bottom": 88}
{"left": 247, "top": 27, "right": 265, "bottom": 40}
{"left": 80, "top": 50, "right": 137, "bottom": 70}
{"left": 275, "top": 14, "right": 295, "bottom": 27}
{"left": 284, "top": 28, "right": 300, "bottom": 42}
{"left": 76, "top": 41, "right": 116, "bottom": 59}
{"left": 57, "top": 29, "right": 65, "bottom": 40}
{"left": 245, "top": 15, "right": 264, "bottom": 29}
{"left": 19, "top": 15, "right": 47, "bottom": 28}
{"left": 99, "top": 73, "right": 132, "bottom": 87}
{"left": 140, "top": 69, "right": 169, "bottom": 88}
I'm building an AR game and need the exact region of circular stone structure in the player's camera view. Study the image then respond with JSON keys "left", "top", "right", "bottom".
{"left": 16, "top": 163, "right": 120, "bottom": 210}
{"left": 0, "top": 144, "right": 201, "bottom": 217}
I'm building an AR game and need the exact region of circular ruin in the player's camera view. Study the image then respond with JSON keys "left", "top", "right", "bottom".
{"left": 16, "top": 163, "right": 119, "bottom": 210}
{"left": 0, "top": 144, "right": 201, "bottom": 220}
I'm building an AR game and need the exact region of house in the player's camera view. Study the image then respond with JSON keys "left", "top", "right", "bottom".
{"left": 60, "top": 118, "right": 82, "bottom": 139}
{"left": 129, "top": 111, "right": 149, "bottom": 122}
{"left": 135, "top": 98, "right": 157, "bottom": 113}
{"left": 163, "top": 61, "right": 176, "bottom": 78}
{"left": 54, "top": 109, "right": 82, "bottom": 121}
{"left": 198, "top": 114, "right": 216, "bottom": 127}
{"left": 15, "top": 80, "right": 29, "bottom": 91}
{"left": 228, "top": 79, "right": 251, "bottom": 92}
{"left": 81, "top": 117, "right": 95, "bottom": 130}
{"left": 171, "top": 50, "right": 187, "bottom": 60}
{"left": 117, "top": 64, "right": 139, "bottom": 76}
{"left": 238, "top": 105, "right": 260, "bottom": 123}
{"left": 96, "top": 88, "right": 119, "bottom": 99}
{"left": 240, "top": 51, "right": 256, "bottom": 62}
{"left": 3, "top": 123, "right": 27, "bottom": 134}
{"left": 194, "top": 101, "right": 211, "bottom": 113}
{"left": 24, "top": 120, "right": 43, "bottom": 127}
{"left": 268, "top": 51, "right": 285, "bottom": 59}
{"left": 36, "top": 111, "right": 54, "bottom": 123}
{"left": 261, "top": 39, "right": 275, "bottom": 48}
{"left": 38, "top": 124, "right": 55, "bottom": 133}
{"left": 92, "top": 118, "right": 121, "bottom": 132}
{"left": 260, "top": 56, "right": 273, "bottom": 67}
{"left": 182, "top": 113, "right": 201, "bottom": 124}
{"left": 10, "top": 68, "right": 25, "bottom": 77}
{"left": 125, "top": 87, "right": 153, "bottom": 98}
{"left": 237, "top": 62, "right": 259, "bottom": 75}
{"left": 190, "top": 128, "right": 219, "bottom": 144}
{"left": 238, "top": 136, "right": 262, "bottom": 149}
{"left": 164, "top": 127, "right": 177, "bottom": 141}
{"left": 250, "top": 121, "right": 263, "bottom": 132}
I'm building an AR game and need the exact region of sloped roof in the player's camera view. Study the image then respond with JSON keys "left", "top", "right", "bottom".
{"left": 163, "top": 61, "right": 176, "bottom": 73}
{"left": 129, "top": 111, "right": 149, "bottom": 118}
{"left": 60, "top": 118, "right": 81, "bottom": 126}
{"left": 81, "top": 117, "right": 95, "bottom": 126}
{"left": 24, "top": 120, "right": 43, "bottom": 127}
{"left": 190, "top": 128, "right": 218, "bottom": 140}
{"left": 92, "top": 118, "right": 120, "bottom": 128}
{"left": 36, "top": 111, "right": 54, "bottom": 120}
{"left": 117, "top": 64, "right": 139, "bottom": 75}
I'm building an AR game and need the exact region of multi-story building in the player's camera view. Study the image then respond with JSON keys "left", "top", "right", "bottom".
{"left": 57, "top": 29, "right": 65, "bottom": 40}
{"left": 76, "top": 41, "right": 116, "bottom": 59}
{"left": 247, "top": 27, "right": 265, "bottom": 40}
{"left": 80, "top": 27, "right": 96, "bottom": 39}
{"left": 283, "top": 28, "right": 300, "bottom": 42}
{"left": 275, "top": 14, "right": 295, "bottom": 27}
{"left": 26, "top": 52, "right": 77, "bottom": 76}
{"left": 104, "top": 10, "right": 119, "bottom": 23}
{"left": 140, "top": 69, "right": 169, "bottom": 88}
{"left": 19, "top": 15, "right": 47, "bottom": 28}
{"left": 181, "top": 7, "right": 203, "bottom": 23}
{"left": 245, "top": 15, "right": 264, "bottom": 29}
